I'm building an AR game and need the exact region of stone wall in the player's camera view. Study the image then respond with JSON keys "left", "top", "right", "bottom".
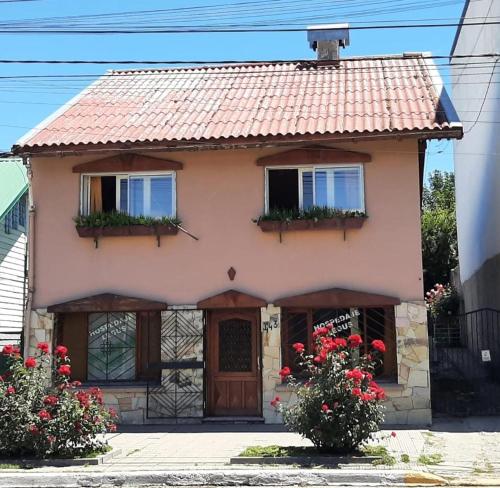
{"left": 385, "top": 301, "right": 431, "bottom": 425}
{"left": 102, "top": 387, "right": 147, "bottom": 424}
{"left": 26, "top": 308, "right": 54, "bottom": 356}
{"left": 260, "top": 301, "right": 432, "bottom": 426}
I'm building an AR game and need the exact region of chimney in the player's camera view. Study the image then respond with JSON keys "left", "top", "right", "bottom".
{"left": 307, "top": 24, "right": 350, "bottom": 61}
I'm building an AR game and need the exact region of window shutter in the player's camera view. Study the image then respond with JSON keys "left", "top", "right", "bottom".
{"left": 137, "top": 311, "right": 161, "bottom": 381}
{"left": 58, "top": 312, "right": 88, "bottom": 381}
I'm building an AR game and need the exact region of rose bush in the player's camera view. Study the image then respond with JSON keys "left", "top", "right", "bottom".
{"left": 0, "top": 343, "right": 117, "bottom": 458}
{"left": 273, "top": 327, "right": 386, "bottom": 453}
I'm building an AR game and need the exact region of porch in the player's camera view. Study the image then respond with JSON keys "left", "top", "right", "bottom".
{"left": 26, "top": 288, "right": 431, "bottom": 425}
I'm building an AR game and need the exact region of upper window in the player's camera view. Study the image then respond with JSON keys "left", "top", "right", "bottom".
{"left": 81, "top": 173, "right": 176, "bottom": 217}
{"left": 266, "top": 165, "right": 364, "bottom": 213}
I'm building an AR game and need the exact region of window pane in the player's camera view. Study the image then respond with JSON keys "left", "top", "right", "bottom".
{"left": 119, "top": 178, "right": 128, "bottom": 213}
{"left": 283, "top": 312, "right": 308, "bottom": 372}
{"left": 88, "top": 312, "right": 136, "bottom": 381}
{"left": 313, "top": 309, "right": 353, "bottom": 338}
{"left": 334, "top": 167, "right": 362, "bottom": 210}
{"left": 314, "top": 170, "right": 335, "bottom": 207}
{"left": 129, "top": 178, "right": 144, "bottom": 216}
{"left": 150, "top": 176, "right": 173, "bottom": 217}
{"left": 268, "top": 169, "right": 299, "bottom": 212}
{"left": 302, "top": 171, "right": 313, "bottom": 209}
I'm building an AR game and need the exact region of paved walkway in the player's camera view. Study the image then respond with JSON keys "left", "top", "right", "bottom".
{"left": 8, "top": 417, "right": 500, "bottom": 481}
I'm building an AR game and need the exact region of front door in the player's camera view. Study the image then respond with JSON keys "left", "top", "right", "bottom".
{"left": 207, "top": 310, "right": 262, "bottom": 416}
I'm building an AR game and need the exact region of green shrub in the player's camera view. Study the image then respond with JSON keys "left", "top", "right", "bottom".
{"left": 74, "top": 211, "right": 181, "bottom": 228}
{"left": 0, "top": 343, "right": 117, "bottom": 458}
{"left": 258, "top": 206, "right": 366, "bottom": 222}
{"left": 273, "top": 331, "right": 386, "bottom": 454}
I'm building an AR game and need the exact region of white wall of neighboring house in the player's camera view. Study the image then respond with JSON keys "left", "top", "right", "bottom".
{"left": 0, "top": 200, "right": 28, "bottom": 346}
{"left": 451, "top": 0, "right": 500, "bottom": 310}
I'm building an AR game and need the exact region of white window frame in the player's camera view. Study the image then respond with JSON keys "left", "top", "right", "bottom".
{"left": 80, "top": 171, "right": 177, "bottom": 217}
{"left": 264, "top": 164, "right": 365, "bottom": 213}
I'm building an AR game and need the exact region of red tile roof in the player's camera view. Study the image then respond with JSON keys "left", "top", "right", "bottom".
{"left": 15, "top": 54, "right": 462, "bottom": 152}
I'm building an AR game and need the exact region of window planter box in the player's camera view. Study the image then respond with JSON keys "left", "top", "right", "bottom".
{"left": 76, "top": 224, "right": 178, "bottom": 247}
{"left": 76, "top": 224, "right": 178, "bottom": 237}
{"left": 257, "top": 216, "right": 367, "bottom": 232}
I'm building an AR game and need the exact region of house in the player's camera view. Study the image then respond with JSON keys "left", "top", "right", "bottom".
{"left": 451, "top": 0, "right": 500, "bottom": 312}
{"left": 13, "top": 26, "right": 463, "bottom": 425}
{"left": 0, "top": 157, "right": 28, "bottom": 348}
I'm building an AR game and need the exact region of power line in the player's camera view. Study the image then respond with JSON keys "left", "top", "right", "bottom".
{"left": 0, "top": 53, "right": 496, "bottom": 65}
{"left": 0, "top": 20, "right": 499, "bottom": 34}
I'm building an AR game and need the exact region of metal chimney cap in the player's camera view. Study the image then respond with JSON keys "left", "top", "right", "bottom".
{"left": 307, "top": 23, "right": 350, "bottom": 49}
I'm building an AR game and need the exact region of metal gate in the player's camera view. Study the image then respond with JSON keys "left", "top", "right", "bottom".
{"left": 429, "top": 308, "right": 500, "bottom": 416}
{"left": 147, "top": 309, "right": 204, "bottom": 419}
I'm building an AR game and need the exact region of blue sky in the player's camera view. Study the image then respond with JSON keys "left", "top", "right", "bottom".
{"left": 0, "top": 0, "right": 466, "bottom": 177}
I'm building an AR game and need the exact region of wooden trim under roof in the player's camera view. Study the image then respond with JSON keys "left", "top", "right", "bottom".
{"left": 197, "top": 289, "right": 267, "bottom": 309}
{"left": 256, "top": 146, "right": 372, "bottom": 166}
{"left": 72, "top": 153, "right": 183, "bottom": 173}
{"left": 47, "top": 293, "right": 168, "bottom": 313}
{"left": 274, "top": 287, "right": 400, "bottom": 308}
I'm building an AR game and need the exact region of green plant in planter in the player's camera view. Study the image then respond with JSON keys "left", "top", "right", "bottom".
{"left": 258, "top": 206, "right": 366, "bottom": 222}
{"left": 272, "top": 330, "right": 386, "bottom": 454}
{"left": 0, "top": 343, "right": 117, "bottom": 458}
{"left": 74, "top": 211, "right": 181, "bottom": 228}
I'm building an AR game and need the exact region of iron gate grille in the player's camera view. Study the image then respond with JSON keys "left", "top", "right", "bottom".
{"left": 147, "top": 309, "right": 204, "bottom": 419}
{"left": 429, "top": 308, "right": 500, "bottom": 416}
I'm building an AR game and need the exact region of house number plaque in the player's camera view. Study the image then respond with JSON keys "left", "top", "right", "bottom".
{"left": 263, "top": 314, "right": 280, "bottom": 333}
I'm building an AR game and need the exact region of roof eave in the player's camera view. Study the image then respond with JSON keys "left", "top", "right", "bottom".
{"left": 13, "top": 127, "right": 464, "bottom": 157}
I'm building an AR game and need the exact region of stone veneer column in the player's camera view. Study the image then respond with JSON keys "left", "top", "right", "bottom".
{"left": 383, "top": 301, "right": 432, "bottom": 425}
{"left": 26, "top": 308, "right": 55, "bottom": 356}
{"left": 261, "top": 305, "right": 299, "bottom": 423}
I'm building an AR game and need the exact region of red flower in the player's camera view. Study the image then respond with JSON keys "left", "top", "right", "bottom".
{"left": 352, "top": 387, "right": 362, "bottom": 397}
{"left": 345, "top": 369, "right": 364, "bottom": 381}
{"left": 321, "top": 403, "right": 330, "bottom": 413}
{"left": 57, "top": 364, "right": 71, "bottom": 376}
{"left": 76, "top": 391, "right": 90, "bottom": 408}
{"left": 334, "top": 337, "right": 347, "bottom": 348}
{"left": 47, "top": 435, "right": 56, "bottom": 444}
{"left": 72, "top": 380, "right": 82, "bottom": 387}
{"left": 312, "top": 327, "right": 328, "bottom": 339}
{"left": 391, "top": 431, "right": 397, "bottom": 438}
{"left": 36, "top": 342, "right": 50, "bottom": 354}
{"left": 6, "top": 386, "right": 15, "bottom": 395}
{"left": 38, "top": 409, "right": 51, "bottom": 421}
{"left": 28, "top": 424, "right": 39, "bottom": 435}
{"left": 270, "top": 396, "right": 281, "bottom": 408}
{"left": 348, "top": 334, "right": 363, "bottom": 348}
{"left": 371, "top": 339, "right": 386, "bottom": 353}
{"left": 108, "top": 423, "right": 117, "bottom": 432}
{"left": 279, "top": 366, "right": 291, "bottom": 380}
{"left": 25, "top": 357, "right": 37, "bottom": 368}
{"left": 89, "top": 387, "right": 104, "bottom": 404}
{"left": 333, "top": 401, "right": 339, "bottom": 409}
{"left": 292, "top": 342, "right": 305, "bottom": 354}
{"left": 43, "top": 395, "right": 58, "bottom": 406}
{"left": 54, "top": 345, "right": 68, "bottom": 358}
{"left": 2, "top": 344, "right": 14, "bottom": 355}
{"left": 361, "top": 392, "right": 375, "bottom": 402}
{"left": 313, "top": 353, "right": 327, "bottom": 364}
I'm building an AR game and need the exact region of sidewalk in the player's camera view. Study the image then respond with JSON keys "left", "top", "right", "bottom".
{"left": 1, "top": 417, "right": 499, "bottom": 486}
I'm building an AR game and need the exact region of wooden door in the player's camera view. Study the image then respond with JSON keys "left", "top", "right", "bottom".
{"left": 207, "top": 310, "right": 261, "bottom": 416}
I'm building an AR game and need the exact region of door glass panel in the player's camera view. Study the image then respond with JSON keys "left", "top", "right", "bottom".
{"left": 218, "top": 318, "right": 252, "bottom": 372}
{"left": 88, "top": 312, "right": 136, "bottom": 381}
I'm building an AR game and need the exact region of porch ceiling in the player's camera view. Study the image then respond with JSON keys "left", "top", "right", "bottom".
{"left": 46, "top": 293, "right": 168, "bottom": 313}
{"left": 273, "top": 287, "right": 400, "bottom": 308}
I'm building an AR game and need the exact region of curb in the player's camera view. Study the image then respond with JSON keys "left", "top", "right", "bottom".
{"left": 0, "top": 448, "right": 122, "bottom": 468}
{"left": 0, "top": 468, "right": 452, "bottom": 487}
{"left": 230, "top": 455, "right": 379, "bottom": 465}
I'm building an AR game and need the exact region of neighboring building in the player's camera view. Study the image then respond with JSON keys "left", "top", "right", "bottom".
{"left": 451, "top": 0, "right": 500, "bottom": 312}
{"left": 13, "top": 26, "right": 462, "bottom": 425}
{"left": 0, "top": 157, "right": 28, "bottom": 347}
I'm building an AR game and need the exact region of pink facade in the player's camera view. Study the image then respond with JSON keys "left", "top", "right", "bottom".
{"left": 31, "top": 139, "right": 423, "bottom": 308}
